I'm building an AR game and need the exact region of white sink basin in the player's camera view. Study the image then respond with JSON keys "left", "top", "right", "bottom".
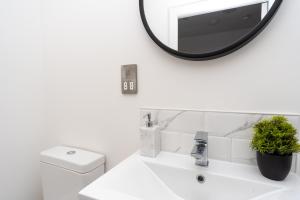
{"left": 145, "top": 162, "right": 279, "bottom": 200}
{"left": 79, "top": 152, "right": 300, "bottom": 200}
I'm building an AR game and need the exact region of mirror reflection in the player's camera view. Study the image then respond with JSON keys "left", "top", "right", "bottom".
{"left": 144, "top": 0, "right": 276, "bottom": 54}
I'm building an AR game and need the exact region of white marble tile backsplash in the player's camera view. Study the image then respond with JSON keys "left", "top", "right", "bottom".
{"left": 208, "top": 136, "right": 231, "bottom": 161}
{"left": 160, "top": 131, "right": 181, "bottom": 153}
{"left": 231, "top": 139, "right": 256, "bottom": 165}
{"left": 160, "top": 131, "right": 194, "bottom": 154}
{"left": 204, "top": 112, "right": 261, "bottom": 138}
{"left": 140, "top": 109, "right": 300, "bottom": 173}
{"left": 141, "top": 110, "right": 205, "bottom": 133}
{"left": 292, "top": 154, "right": 298, "bottom": 173}
{"left": 297, "top": 154, "right": 300, "bottom": 176}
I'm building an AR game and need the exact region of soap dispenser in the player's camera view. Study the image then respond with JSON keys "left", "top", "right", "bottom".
{"left": 140, "top": 113, "right": 161, "bottom": 157}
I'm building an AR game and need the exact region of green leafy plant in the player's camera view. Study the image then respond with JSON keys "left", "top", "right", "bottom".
{"left": 251, "top": 116, "right": 300, "bottom": 155}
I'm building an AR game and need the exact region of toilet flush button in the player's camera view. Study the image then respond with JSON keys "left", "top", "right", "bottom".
{"left": 67, "top": 151, "right": 76, "bottom": 155}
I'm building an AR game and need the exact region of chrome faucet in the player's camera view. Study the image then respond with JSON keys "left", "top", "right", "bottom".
{"left": 191, "top": 131, "right": 209, "bottom": 167}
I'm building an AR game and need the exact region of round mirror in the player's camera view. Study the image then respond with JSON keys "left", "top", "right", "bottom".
{"left": 140, "top": 0, "right": 283, "bottom": 60}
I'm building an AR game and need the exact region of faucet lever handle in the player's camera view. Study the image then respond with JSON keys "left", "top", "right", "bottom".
{"left": 194, "top": 131, "right": 208, "bottom": 142}
{"left": 191, "top": 146, "right": 201, "bottom": 157}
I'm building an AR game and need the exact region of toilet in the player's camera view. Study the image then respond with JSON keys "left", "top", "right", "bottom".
{"left": 40, "top": 146, "right": 105, "bottom": 200}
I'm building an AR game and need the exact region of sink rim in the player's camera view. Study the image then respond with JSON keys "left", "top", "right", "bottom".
{"left": 79, "top": 151, "right": 300, "bottom": 200}
{"left": 140, "top": 151, "right": 299, "bottom": 189}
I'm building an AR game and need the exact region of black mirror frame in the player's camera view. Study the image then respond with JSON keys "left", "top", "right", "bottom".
{"left": 139, "top": 0, "right": 283, "bottom": 61}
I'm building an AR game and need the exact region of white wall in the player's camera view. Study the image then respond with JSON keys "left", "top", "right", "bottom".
{"left": 43, "top": 0, "right": 300, "bottom": 172}
{"left": 0, "top": 0, "right": 55, "bottom": 200}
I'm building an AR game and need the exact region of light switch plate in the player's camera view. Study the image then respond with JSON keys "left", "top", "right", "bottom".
{"left": 121, "top": 64, "right": 138, "bottom": 94}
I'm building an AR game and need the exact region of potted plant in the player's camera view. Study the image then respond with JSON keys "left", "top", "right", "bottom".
{"left": 251, "top": 116, "right": 300, "bottom": 181}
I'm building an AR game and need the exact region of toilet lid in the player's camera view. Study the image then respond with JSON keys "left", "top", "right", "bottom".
{"left": 40, "top": 146, "right": 105, "bottom": 174}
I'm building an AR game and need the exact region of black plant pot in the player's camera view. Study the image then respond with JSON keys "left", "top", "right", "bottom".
{"left": 256, "top": 152, "right": 292, "bottom": 181}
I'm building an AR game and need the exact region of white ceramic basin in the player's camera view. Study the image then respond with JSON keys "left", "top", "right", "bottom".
{"left": 79, "top": 152, "right": 300, "bottom": 200}
{"left": 145, "top": 162, "right": 278, "bottom": 200}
